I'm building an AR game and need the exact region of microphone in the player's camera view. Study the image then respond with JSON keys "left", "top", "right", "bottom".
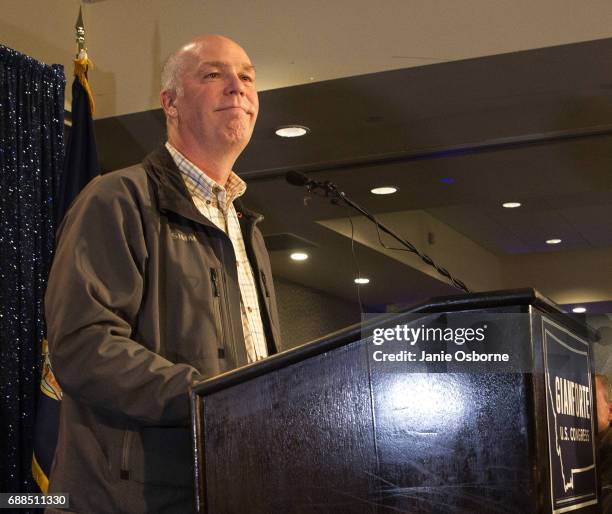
{"left": 285, "top": 171, "right": 333, "bottom": 195}
{"left": 285, "top": 171, "right": 311, "bottom": 187}
{"left": 284, "top": 169, "right": 470, "bottom": 292}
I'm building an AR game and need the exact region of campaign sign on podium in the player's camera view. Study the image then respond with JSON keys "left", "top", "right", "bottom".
{"left": 543, "top": 318, "right": 598, "bottom": 513}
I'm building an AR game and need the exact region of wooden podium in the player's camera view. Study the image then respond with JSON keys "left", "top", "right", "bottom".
{"left": 190, "top": 289, "right": 601, "bottom": 513}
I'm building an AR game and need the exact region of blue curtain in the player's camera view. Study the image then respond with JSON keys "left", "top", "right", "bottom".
{"left": 0, "top": 45, "right": 65, "bottom": 494}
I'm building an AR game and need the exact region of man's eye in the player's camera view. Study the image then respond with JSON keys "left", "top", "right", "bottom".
{"left": 241, "top": 75, "right": 254, "bottom": 82}
{"left": 204, "top": 72, "right": 220, "bottom": 79}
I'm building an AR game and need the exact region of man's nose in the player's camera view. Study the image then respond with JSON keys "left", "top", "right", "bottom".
{"left": 225, "top": 73, "right": 245, "bottom": 96}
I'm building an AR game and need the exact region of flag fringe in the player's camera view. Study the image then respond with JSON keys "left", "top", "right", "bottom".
{"left": 32, "top": 453, "right": 49, "bottom": 493}
{"left": 74, "top": 55, "right": 95, "bottom": 115}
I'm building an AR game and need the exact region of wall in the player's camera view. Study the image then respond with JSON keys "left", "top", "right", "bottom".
{"left": 502, "top": 247, "right": 612, "bottom": 304}
{"left": 273, "top": 276, "right": 361, "bottom": 350}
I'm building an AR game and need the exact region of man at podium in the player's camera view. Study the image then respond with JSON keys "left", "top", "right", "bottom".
{"left": 44, "top": 35, "right": 281, "bottom": 513}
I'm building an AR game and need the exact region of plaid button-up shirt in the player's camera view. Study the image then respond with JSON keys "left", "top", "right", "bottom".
{"left": 166, "top": 142, "right": 268, "bottom": 363}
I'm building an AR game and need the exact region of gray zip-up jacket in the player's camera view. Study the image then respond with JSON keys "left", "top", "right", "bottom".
{"left": 44, "top": 146, "right": 281, "bottom": 513}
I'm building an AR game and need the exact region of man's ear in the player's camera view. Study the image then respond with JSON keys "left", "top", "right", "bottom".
{"left": 160, "top": 89, "right": 178, "bottom": 118}
{"left": 607, "top": 402, "right": 612, "bottom": 423}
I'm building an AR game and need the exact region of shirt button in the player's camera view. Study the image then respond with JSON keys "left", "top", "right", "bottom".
{"left": 206, "top": 200, "right": 211, "bottom": 205}
{"left": 247, "top": 307, "right": 253, "bottom": 312}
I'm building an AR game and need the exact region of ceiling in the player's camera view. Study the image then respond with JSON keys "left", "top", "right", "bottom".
{"left": 4, "top": 0, "right": 612, "bottom": 118}
{"left": 4, "top": 1, "right": 612, "bottom": 312}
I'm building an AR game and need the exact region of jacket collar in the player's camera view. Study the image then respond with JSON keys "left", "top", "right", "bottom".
{"left": 142, "top": 145, "right": 264, "bottom": 227}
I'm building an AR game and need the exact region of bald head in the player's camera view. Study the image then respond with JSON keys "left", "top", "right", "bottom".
{"left": 161, "top": 35, "right": 249, "bottom": 97}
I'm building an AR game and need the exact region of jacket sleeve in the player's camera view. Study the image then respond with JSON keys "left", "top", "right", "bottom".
{"left": 45, "top": 174, "right": 201, "bottom": 426}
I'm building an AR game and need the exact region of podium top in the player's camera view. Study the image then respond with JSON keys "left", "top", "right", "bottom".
{"left": 190, "top": 288, "right": 593, "bottom": 397}
{"left": 417, "top": 287, "right": 560, "bottom": 314}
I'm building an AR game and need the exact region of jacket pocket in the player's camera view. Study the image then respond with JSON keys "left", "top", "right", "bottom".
{"left": 120, "top": 429, "right": 134, "bottom": 480}
{"left": 259, "top": 269, "right": 279, "bottom": 333}
{"left": 210, "top": 267, "right": 228, "bottom": 360}
{"left": 122, "top": 426, "right": 193, "bottom": 486}
{"left": 260, "top": 269, "right": 271, "bottom": 299}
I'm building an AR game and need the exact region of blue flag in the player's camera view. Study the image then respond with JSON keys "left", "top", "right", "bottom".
{"left": 32, "top": 339, "right": 62, "bottom": 492}
{"left": 33, "top": 53, "right": 99, "bottom": 493}
{"left": 55, "top": 55, "right": 99, "bottom": 224}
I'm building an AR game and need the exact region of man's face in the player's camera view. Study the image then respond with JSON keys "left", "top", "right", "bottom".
{"left": 172, "top": 37, "right": 258, "bottom": 153}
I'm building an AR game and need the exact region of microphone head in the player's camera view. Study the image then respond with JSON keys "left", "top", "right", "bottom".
{"left": 285, "top": 171, "right": 310, "bottom": 187}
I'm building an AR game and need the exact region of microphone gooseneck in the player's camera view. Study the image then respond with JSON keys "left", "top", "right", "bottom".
{"left": 284, "top": 170, "right": 470, "bottom": 293}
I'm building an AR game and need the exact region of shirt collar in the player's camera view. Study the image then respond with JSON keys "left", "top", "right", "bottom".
{"left": 165, "top": 142, "right": 246, "bottom": 211}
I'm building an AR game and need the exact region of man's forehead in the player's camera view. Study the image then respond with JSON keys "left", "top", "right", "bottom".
{"left": 181, "top": 38, "right": 254, "bottom": 67}
{"left": 199, "top": 60, "right": 256, "bottom": 72}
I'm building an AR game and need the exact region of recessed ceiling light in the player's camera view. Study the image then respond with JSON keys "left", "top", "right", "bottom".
{"left": 275, "top": 125, "right": 310, "bottom": 138}
{"left": 572, "top": 307, "right": 587, "bottom": 314}
{"left": 502, "top": 202, "right": 522, "bottom": 208}
{"left": 290, "top": 252, "right": 309, "bottom": 261}
{"left": 370, "top": 186, "right": 398, "bottom": 195}
{"left": 354, "top": 277, "right": 370, "bottom": 285}
{"left": 546, "top": 238, "right": 562, "bottom": 245}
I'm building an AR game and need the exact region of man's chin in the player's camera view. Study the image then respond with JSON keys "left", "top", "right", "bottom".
{"left": 222, "top": 125, "right": 253, "bottom": 148}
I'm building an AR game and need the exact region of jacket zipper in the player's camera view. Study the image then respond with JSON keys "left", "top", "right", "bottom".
{"left": 210, "top": 268, "right": 229, "bottom": 360}
{"left": 260, "top": 270, "right": 270, "bottom": 298}
{"left": 210, "top": 268, "right": 220, "bottom": 297}
{"left": 120, "top": 429, "right": 134, "bottom": 480}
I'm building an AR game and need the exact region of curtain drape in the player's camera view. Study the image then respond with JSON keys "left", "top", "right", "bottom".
{"left": 0, "top": 45, "right": 65, "bottom": 494}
